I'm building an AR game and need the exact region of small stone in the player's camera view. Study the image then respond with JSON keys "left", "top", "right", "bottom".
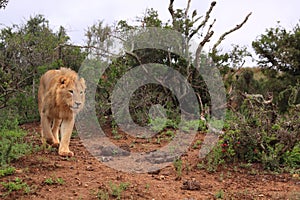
{"left": 15, "top": 169, "right": 23, "bottom": 174}
{"left": 292, "top": 174, "right": 299, "bottom": 178}
{"left": 181, "top": 179, "right": 201, "bottom": 191}
{"left": 86, "top": 165, "right": 94, "bottom": 171}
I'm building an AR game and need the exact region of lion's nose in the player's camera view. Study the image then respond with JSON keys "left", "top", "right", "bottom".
{"left": 75, "top": 102, "right": 81, "bottom": 107}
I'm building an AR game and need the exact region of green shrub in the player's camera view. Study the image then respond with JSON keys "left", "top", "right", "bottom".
{"left": 0, "top": 109, "right": 20, "bottom": 130}
{"left": 0, "top": 127, "right": 31, "bottom": 166}
{"left": 0, "top": 166, "right": 16, "bottom": 177}
{"left": 206, "top": 100, "right": 300, "bottom": 171}
{"left": 109, "top": 182, "right": 130, "bottom": 200}
{"left": 1, "top": 177, "right": 30, "bottom": 195}
{"left": 283, "top": 144, "right": 300, "bottom": 168}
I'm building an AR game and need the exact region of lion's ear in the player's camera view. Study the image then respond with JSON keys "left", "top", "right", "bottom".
{"left": 59, "top": 76, "right": 68, "bottom": 87}
{"left": 79, "top": 78, "right": 86, "bottom": 89}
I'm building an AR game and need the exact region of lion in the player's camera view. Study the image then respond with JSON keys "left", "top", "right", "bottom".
{"left": 38, "top": 67, "right": 86, "bottom": 157}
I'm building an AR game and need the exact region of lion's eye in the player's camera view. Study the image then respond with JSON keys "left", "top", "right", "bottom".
{"left": 80, "top": 91, "right": 84, "bottom": 95}
{"left": 69, "top": 90, "right": 74, "bottom": 94}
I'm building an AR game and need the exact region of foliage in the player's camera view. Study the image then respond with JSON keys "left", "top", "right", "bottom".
{"left": 211, "top": 44, "right": 252, "bottom": 69}
{"left": 207, "top": 99, "right": 300, "bottom": 171}
{"left": 109, "top": 182, "right": 130, "bottom": 200}
{"left": 0, "top": 124, "right": 31, "bottom": 166}
{"left": 1, "top": 177, "right": 30, "bottom": 195}
{"left": 252, "top": 22, "right": 300, "bottom": 76}
{"left": 89, "top": 14, "right": 213, "bottom": 126}
{"left": 215, "top": 189, "right": 225, "bottom": 199}
{"left": 0, "top": 166, "right": 15, "bottom": 177}
{"left": 0, "top": 15, "right": 86, "bottom": 123}
{"left": 96, "top": 189, "right": 110, "bottom": 200}
{"left": 225, "top": 67, "right": 299, "bottom": 112}
{"left": 1, "top": 0, "right": 299, "bottom": 174}
{"left": 44, "top": 177, "right": 65, "bottom": 185}
{"left": 173, "top": 158, "right": 183, "bottom": 178}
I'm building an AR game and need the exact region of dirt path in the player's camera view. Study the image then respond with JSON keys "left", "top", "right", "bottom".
{"left": 0, "top": 122, "right": 299, "bottom": 199}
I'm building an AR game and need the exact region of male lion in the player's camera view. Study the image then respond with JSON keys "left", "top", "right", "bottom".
{"left": 38, "top": 67, "right": 86, "bottom": 157}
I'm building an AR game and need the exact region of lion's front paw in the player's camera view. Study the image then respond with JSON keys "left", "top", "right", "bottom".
{"left": 52, "top": 143, "right": 59, "bottom": 148}
{"left": 58, "top": 150, "right": 74, "bottom": 157}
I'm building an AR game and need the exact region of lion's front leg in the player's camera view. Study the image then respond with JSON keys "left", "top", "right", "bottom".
{"left": 58, "top": 118, "right": 75, "bottom": 157}
{"left": 52, "top": 119, "right": 62, "bottom": 148}
{"left": 41, "top": 115, "right": 56, "bottom": 145}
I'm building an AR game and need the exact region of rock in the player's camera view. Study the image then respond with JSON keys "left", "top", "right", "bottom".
{"left": 100, "top": 146, "right": 130, "bottom": 157}
{"left": 181, "top": 179, "right": 201, "bottom": 191}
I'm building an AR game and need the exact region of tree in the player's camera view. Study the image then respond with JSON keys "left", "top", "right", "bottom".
{"left": 85, "top": 0, "right": 251, "bottom": 124}
{"left": 252, "top": 22, "right": 300, "bottom": 76}
{"left": 0, "top": 0, "right": 9, "bottom": 9}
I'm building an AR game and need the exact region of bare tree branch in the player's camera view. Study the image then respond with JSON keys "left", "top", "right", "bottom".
{"left": 212, "top": 12, "right": 252, "bottom": 53}
{"left": 124, "top": 50, "right": 142, "bottom": 65}
{"left": 194, "top": 19, "right": 216, "bottom": 69}
{"left": 189, "top": 1, "right": 216, "bottom": 40}
{"left": 242, "top": 92, "right": 273, "bottom": 105}
{"left": 184, "top": 0, "right": 192, "bottom": 19}
{"left": 168, "top": 0, "right": 175, "bottom": 24}
{"left": 199, "top": 19, "right": 216, "bottom": 47}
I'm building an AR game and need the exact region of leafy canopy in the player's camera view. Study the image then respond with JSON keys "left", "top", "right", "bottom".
{"left": 252, "top": 22, "right": 300, "bottom": 76}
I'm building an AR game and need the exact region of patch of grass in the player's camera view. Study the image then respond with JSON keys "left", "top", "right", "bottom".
{"left": 109, "top": 181, "right": 130, "bottom": 200}
{"left": 215, "top": 189, "right": 224, "bottom": 199}
{"left": 111, "top": 121, "right": 122, "bottom": 140}
{"left": 44, "top": 177, "right": 54, "bottom": 185}
{"left": 149, "top": 117, "right": 169, "bottom": 132}
{"left": 71, "top": 130, "right": 79, "bottom": 139}
{"left": 163, "top": 130, "right": 175, "bottom": 138}
{"left": 55, "top": 177, "right": 65, "bottom": 185}
{"left": 196, "top": 161, "right": 205, "bottom": 170}
{"left": 44, "top": 177, "right": 65, "bottom": 185}
{"left": 0, "top": 166, "right": 16, "bottom": 177}
{"left": 239, "top": 162, "right": 252, "bottom": 169}
{"left": 181, "top": 119, "right": 206, "bottom": 132}
{"left": 204, "top": 146, "right": 225, "bottom": 173}
{"left": 145, "top": 183, "right": 150, "bottom": 192}
{"left": 173, "top": 158, "right": 183, "bottom": 179}
{"left": 96, "top": 189, "right": 110, "bottom": 200}
{"left": 1, "top": 177, "right": 30, "bottom": 195}
{"left": 192, "top": 140, "right": 202, "bottom": 149}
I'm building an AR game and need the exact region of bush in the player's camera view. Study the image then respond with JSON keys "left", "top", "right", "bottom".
{"left": 206, "top": 98, "right": 300, "bottom": 171}
{"left": 0, "top": 124, "right": 31, "bottom": 166}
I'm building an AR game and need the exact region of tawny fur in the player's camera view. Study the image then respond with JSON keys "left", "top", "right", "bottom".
{"left": 38, "top": 67, "right": 86, "bottom": 157}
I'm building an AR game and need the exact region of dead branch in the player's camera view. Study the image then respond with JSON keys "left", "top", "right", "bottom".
{"left": 189, "top": 1, "right": 216, "bottom": 40}
{"left": 242, "top": 92, "right": 273, "bottom": 105}
{"left": 194, "top": 18, "right": 216, "bottom": 68}
{"left": 184, "top": 0, "right": 192, "bottom": 19}
{"left": 199, "top": 19, "right": 216, "bottom": 47}
{"left": 124, "top": 50, "right": 142, "bottom": 65}
{"left": 168, "top": 0, "right": 175, "bottom": 24}
{"left": 212, "top": 12, "right": 252, "bottom": 53}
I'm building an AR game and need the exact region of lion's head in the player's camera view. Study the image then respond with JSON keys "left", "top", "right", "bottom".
{"left": 55, "top": 69, "right": 86, "bottom": 114}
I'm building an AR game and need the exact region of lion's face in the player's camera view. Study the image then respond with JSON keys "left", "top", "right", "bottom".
{"left": 57, "top": 76, "right": 86, "bottom": 113}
